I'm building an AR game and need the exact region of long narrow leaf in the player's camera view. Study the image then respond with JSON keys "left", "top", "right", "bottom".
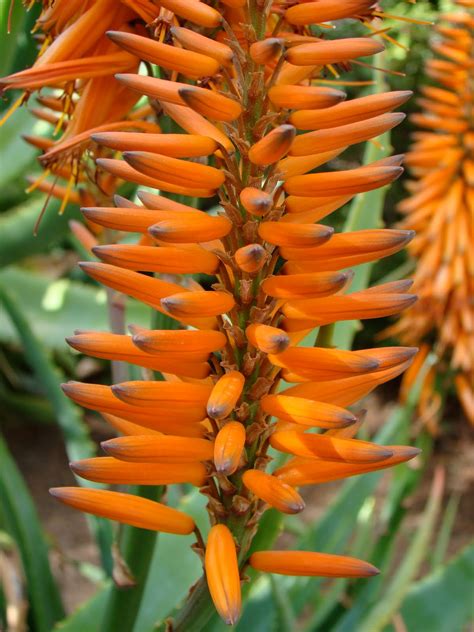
{"left": 0, "top": 434, "right": 65, "bottom": 631}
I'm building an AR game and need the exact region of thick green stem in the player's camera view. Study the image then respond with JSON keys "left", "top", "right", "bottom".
{"left": 171, "top": 577, "right": 216, "bottom": 632}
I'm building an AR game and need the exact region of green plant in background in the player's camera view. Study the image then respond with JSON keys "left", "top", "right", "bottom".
{"left": 0, "top": 1, "right": 472, "bottom": 632}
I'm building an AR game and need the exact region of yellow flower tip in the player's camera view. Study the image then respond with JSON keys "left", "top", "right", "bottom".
{"left": 249, "top": 550, "right": 379, "bottom": 578}
{"left": 235, "top": 244, "right": 268, "bottom": 273}
{"left": 205, "top": 524, "right": 242, "bottom": 626}
{"left": 239, "top": 187, "right": 273, "bottom": 217}
{"left": 207, "top": 371, "right": 245, "bottom": 420}
{"left": 242, "top": 469, "right": 305, "bottom": 514}
{"left": 214, "top": 421, "right": 246, "bottom": 475}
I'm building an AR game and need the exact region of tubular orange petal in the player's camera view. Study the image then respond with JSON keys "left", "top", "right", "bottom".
{"left": 101, "top": 435, "right": 214, "bottom": 463}
{"left": 286, "top": 38, "right": 384, "bottom": 66}
{"left": 160, "top": 102, "right": 233, "bottom": 152}
{"left": 50, "top": 488, "right": 195, "bottom": 534}
{"left": 269, "top": 431, "right": 393, "bottom": 463}
{"left": 130, "top": 327, "right": 226, "bottom": 355}
{"left": 262, "top": 271, "right": 352, "bottom": 299}
{"left": 242, "top": 469, "right": 305, "bottom": 514}
{"left": 214, "top": 421, "right": 246, "bottom": 475}
{"left": 205, "top": 525, "right": 242, "bottom": 625}
{"left": 268, "top": 347, "right": 379, "bottom": 380}
{"left": 285, "top": 0, "right": 376, "bottom": 25}
{"left": 148, "top": 214, "right": 231, "bottom": 244}
{"left": 249, "top": 38, "right": 284, "bottom": 65}
{"left": 70, "top": 457, "right": 207, "bottom": 486}
{"left": 240, "top": 187, "right": 273, "bottom": 217}
{"left": 289, "top": 113, "right": 405, "bottom": 157}
{"left": 61, "top": 382, "right": 207, "bottom": 435}
{"left": 123, "top": 151, "right": 225, "bottom": 189}
{"left": 268, "top": 84, "right": 346, "bottom": 109}
{"left": 179, "top": 86, "right": 242, "bottom": 122}
{"left": 93, "top": 244, "right": 220, "bottom": 275}
{"left": 258, "top": 221, "right": 333, "bottom": 247}
{"left": 81, "top": 207, "right": 191, "bottom": 233}
{"left": 111, "top": 380, "right": 211, "bottom": 412}
{"left": 274, "top": 446, "right": 421, "bottom": 486}
{"left": 246, "top": 324, "right": 290, "bottom": 354}
{"left": 100, "top": 413, "right": 162, "bottom": 437}
{"left": 235, "top": 244, "right": 268, "bottom": 273}
{"left": 284, "top": 164, "right": 403, "bottom": 197}
{"left": 289, "top": 91, "right": 412, "bottom": 130}
{"left": 171, "top": 27, "right": 233, "bottom": 66}
{"left": 207, "top": 371, "right": 245, "bottom": 420}
{"left": 249, "top": 550, "right": 379, "bottom": 577}
{"left": 107, "top": 31, "right": 220, "bottom": 78}
{"left": 248, "top": 124, "right": 296, "bottom": 166}
{"left": 157, "top": 0, "right": 222, "bottom": 27}
{"left": 161, "top": 291, "right": 235, "bottom": 318}
{"left": 261, "top": 394, "right": 356, "bottom": 428}
{"left": 92, "top": 131, "right": 217, "bottom": 157}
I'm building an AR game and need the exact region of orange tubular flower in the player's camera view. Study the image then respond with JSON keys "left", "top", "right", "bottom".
{"left": 34, "top": 1, "right": 423, "bottom": 627}
{"left": 389, "top": 1, "right": 474, "bottom": 428}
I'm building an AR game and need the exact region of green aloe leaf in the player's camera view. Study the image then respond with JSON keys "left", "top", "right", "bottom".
{"left": 53, "top": 586, "right": 111, "bottom": 632}
{"left": 0, "top": 285, "right": 113, "bottom": 572}
{"left": 0, "top": 434, "right": 65, "bottom": 631}
{"left": 399, "top": 541, "right": 474, "bottom": 632}
{"left": 0, "top": 266, "right": 150, "bottom": 350}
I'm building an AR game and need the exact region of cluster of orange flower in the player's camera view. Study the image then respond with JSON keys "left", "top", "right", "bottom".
{"left": 1, "top": 0, "right": 422, "bottom": 626}
{"left": 393, "top": 0, "right": 474, "bottom": 429}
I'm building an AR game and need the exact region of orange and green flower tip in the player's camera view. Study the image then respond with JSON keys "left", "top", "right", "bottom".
{"left": 205, "top": 525, "right": 242, "bottom": 626}
{"left": 249, "top": 550, "right": 380, "bottom": 578}
{"left": 49, "top": 487, "right": 195, "bottom": 534}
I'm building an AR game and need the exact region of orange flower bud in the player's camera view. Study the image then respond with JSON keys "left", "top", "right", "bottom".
{"left": 160, "top": 102, "right": 233, "bottom": 152}
{"left": 69, "top": 220, "right": 98, "bottom": 251}
{"left": 258, "top": 221, "right": 333, "bottom": 247}
{"left": 261, "top": 394, "right": 356, "bottom": 428}
{"left": 100, "top": 413, "right": 161, "bottom": 437}
{"left": 242, "top": 469, "right": 305, "bottom": 514}
{"left": 50, "top": 487, "right": 195, "bottom": 534}
{"left": 290, "top": 91, "right": 412, "bottom": 130}
{"left": 129, "top": 327, "right": 226, "bottom": 356}
{"left": 246, "top": 323, "right": 290, "bottom": 354}
{"left": 289, "top": 113, "right": 405, "bottom": 157}
{"left": 268, "top": 84, "right": 345, "bottom": 109}
{"left": 123, "top": 151, "right": 225, "bottom": 190}
{"left": 171, "top": 27, "right": 233, "bottom": 67}
{"left": 92, "top": 131, "right": 218, "bottom": 157}
{"left": 249, "top": 550, "right": 379, "bottom": 577}
{"left": 269, "top": 346, "right": 379, "bottom": 381}
{"left": 207, "top": 371, "right": 245, "bottom": 420}
{"left": 179, "top": 86, "right": 242, "bottom": 122}
{"left": 249, "top": 38, "right": 284, "bottom": 65}
{"left": 278, "top": 148, "right": 345, "bottom": 179}
{"left": 270, "top": 430, "right": 393, "bottom": 463}
{"left": 161, "top": 291, "right": 235, "bottom": 318}
{"left": 94, "top": 244, "right": 220, "bottom": 275}
{"left": 287, "top": 38, "right": 384, "bottom": 66}
{"left": 101, "top": 434, "right": 214, "bottom": 463}
{"left": 262, "top": 270, "right": 352, "bottom": 300}
{"left": 156, "top": 0, "right": 221, "bottom": 28}
{"left": 214, "top": 421, "right": 246, "bottom": 475}
{"left": 61, "top": 382, "right": 208, "bottom": 436}
{"left": 284, "top": 164, "right": 403, "bottom": 197}
{"left": 235, "top": 244, "right": 268, "bottom": 273}
{"left": 275, "top": 446, "right": 421, "bottom": 486}
{"left": 148, "top": 214, "right": 231, "bottom": 244}
{"left": 285, "top": 1, "right": 376, "bottom": 26}
{"left": 248, "top": 125, "right": 296, "bottom": 166}
{"left": 205, "top": 525, "right": 241, "bottom": 625}
{"left": 70, "top": 457, "right": 208, "bottom": 486}
{"left": 107, "top": 31, "right": 219, "bottom": 78}
{"left": 239, "top": 187, "right": 273, "bottom": 216}
{"left": 67, "top": 331, "right": 211, "bottom": 379}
